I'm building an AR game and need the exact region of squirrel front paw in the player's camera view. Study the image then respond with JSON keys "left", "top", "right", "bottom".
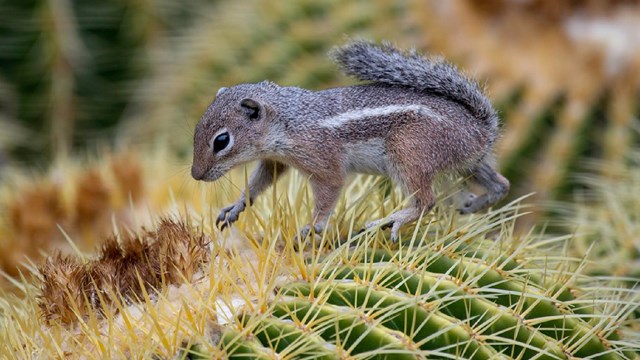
{"left": 216, "top": 201, "right": 246, "bottom": 230}
{"left": 297, "top": 224, "right": 326, "bottom": 239}
{"left": 293, "top": 224, "right": 329, "bottom": 250}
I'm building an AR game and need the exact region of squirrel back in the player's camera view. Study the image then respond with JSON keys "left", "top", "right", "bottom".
{"left": 331, "top": 41, "right": 498, "bottom": 131}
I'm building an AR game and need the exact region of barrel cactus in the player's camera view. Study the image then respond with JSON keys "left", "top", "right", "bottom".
{"left": 185, "top": 212, "right": 639, "bottom": 359}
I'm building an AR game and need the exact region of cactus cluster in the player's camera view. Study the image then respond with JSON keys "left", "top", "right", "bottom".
{"left": 2, "top": 2, "right": 640, "bottom": 357}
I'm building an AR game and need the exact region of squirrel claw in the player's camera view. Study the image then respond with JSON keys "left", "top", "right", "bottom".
{"left": 215, "top": 210, "right": 229, "bottom": 230}
{"left": 364, "top": 219, "right": 393, "bottom": 232}
{"left": 298, "top": 224, "right": 325, "bottom": 239}
{"left": 389, "top": 221, "right": 403, "bottom": 243}
{"left": 216, "top": 218, "right": 229, "bottom": 231}
{"left": 364, "top": 218, "right": 400, "bottom": 242}
{"left": 216, "top": 202, "right": 245, "bottom": 230}
{"left": 215, "top": 216, "right": 230, "bottom": 231}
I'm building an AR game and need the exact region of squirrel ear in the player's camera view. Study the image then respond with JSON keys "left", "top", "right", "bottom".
{"left": 216, "top": 87, "right": 228, "bottom": 97}
{"left": 240, "top": 98, "right": 263, "bottom": 120}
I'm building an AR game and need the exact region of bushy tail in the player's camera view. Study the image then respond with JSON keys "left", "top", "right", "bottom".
{"left": 331, "top": 40, "right": 498, "bottom": 129}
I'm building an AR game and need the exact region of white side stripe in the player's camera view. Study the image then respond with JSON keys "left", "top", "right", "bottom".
{"left": 320, "top": 105, "right": 441, "bottom": 128}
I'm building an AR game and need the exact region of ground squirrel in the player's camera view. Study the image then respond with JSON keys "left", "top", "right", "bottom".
{"left": 191, "top": 40, "right": 510, "bottom": 241}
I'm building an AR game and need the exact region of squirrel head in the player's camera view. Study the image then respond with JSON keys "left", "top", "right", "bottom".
{"left": 191, "top": 82, "right": 278, "bottom": 181}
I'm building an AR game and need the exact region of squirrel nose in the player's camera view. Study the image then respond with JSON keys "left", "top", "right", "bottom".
{"left": 191, "top": 166, "right": 206, "bottom": 180}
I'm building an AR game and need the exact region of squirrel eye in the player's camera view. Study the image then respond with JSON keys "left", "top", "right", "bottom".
{"left": 212, "top": 132, "right": 230, "bottom": 153}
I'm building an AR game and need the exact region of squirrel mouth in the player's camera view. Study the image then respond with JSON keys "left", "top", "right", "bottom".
{"left": 191, "top": 166, "right": 221, "bottom": 182}
{"left": 199, "top": 167, "right": 227, "bottom": 182}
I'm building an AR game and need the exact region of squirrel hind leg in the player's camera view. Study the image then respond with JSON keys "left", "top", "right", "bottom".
{"left": 365, "top": 172, "right": 437, "bottom": 242}
{"left": 459, "top": 160, "right": 510, "bottom": 214}
{"left": 365, "top": 207, "right": 425, "bottom": 243}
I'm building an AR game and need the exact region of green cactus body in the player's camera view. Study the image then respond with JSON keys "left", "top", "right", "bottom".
{"left": 349, "top": 249, "right": 625, "bottom": 359}
{"left": 271, "top": 299, "right": 418, "bottom": 359}
{"left": 278, "top": 281, "right": 501, "bottom": 359}
{"left": 238, "top": 314, "right": 338, "bottom": 359}
{"left": 209, "top": 244, "right": 635, "bottom": 359}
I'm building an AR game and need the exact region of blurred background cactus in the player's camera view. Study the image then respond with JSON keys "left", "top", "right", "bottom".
{"left": 559, "top": 150, "right": 640, "bottom": 286}
{"left": 412, "top": 0, "right": 640, "bottom": 211}
{"left": 0, "top": 0, "right": 210, "bottom": 165}
{"left": 2, "top": 0, "right": 639, "bottom": 207}
{"left": 118, "top": 0, "right": 416, "bottom": 155}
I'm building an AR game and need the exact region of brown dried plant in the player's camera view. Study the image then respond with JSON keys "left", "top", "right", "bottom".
{"left": 74, "top": 169, "right": 111, "bottom": 231}
{"left": 0, "top": 152, "right": 147, "bottom": 284}
{"left": 2, "top": 182, "right": 66, "bottom": 277}
{"left": 110, "top": 151, "right": 145, "bottom": 203}
{"left": 468, "top": 0, "right": 638, "bottom": 22}
{"left": 38, "top": 218, "right": 211, "bottom": 325}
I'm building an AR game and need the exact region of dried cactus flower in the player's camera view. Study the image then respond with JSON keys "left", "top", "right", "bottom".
{"left": 155, "top": 220, "right": 212, "bottom": 283}
{"left": 37, "top": 255, "right": 86, "bottom": 325}
{"left": 8, "top": 182, "right": 66, "bottom": 247}
{"left": 37, "top": 219, "right": 210, "bottom": 325}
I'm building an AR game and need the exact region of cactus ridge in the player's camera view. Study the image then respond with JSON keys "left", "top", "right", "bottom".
{"left": 215, "top": 328, "right": 274, "bottom": 359}
{"left": 240, "top": 314, "right": 337, "bottom": 359}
